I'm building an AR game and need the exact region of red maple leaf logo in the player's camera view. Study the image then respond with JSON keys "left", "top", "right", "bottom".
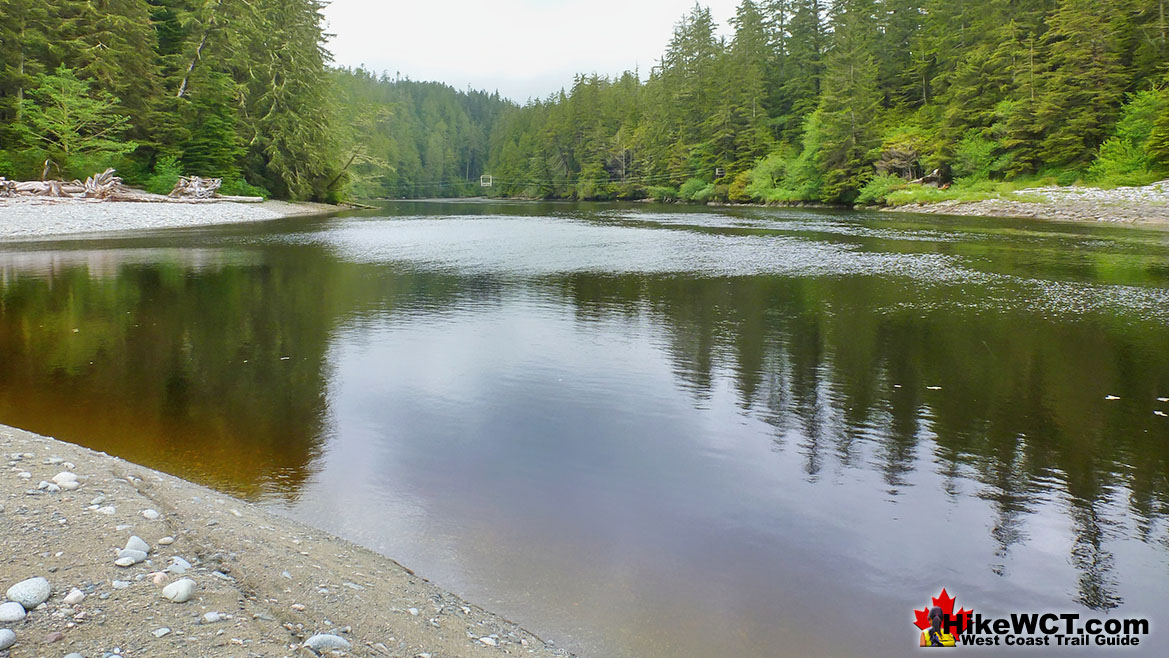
{"left": 914, "top": 588, "right": 972, "bottom": 637}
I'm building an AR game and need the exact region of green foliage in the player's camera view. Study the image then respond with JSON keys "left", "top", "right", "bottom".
{"left": 220, "top": 177, "right": 270, "bottom": 199}
{"left": 1088, "top": 89, "right": 1168, "bottom": 185}
{"left": 953, "top": 133, "right": 1012, "bottom": 182}
{"left": 647, "top": 185, "right": 679, "bottom": 202}
{"left": 16, "top": 66, "right": 136, "bottom": 178}
{"left": 855, "top": 174, "right": 908, "bottom": 206}
{"left": 679, "top": 177, "right": 714, "bottom": 203}
{"left": 144, "top": 154, "right": 183, "bottom": 195}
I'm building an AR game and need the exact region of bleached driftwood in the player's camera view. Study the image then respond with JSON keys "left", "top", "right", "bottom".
{"left": 0, "top": 177, "right": 16, "bottom": 197}
{"left": 84, "top": 168, "right": 125, "bottom": 199}
{"left": 169, "top": 176, "right": 222, "bottom": 199}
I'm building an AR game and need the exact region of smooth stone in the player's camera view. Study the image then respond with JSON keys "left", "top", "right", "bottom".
{"left": 141, "top": 509, "right": 160, "bottom": 520}
{"left": 64, "top": 654, "right": 85, "bottom": 658}
{"left": 111, "top": 581, "right": 130, "bottom": 590}
{"left": 63, "top": 588, "right": 85, "bottom": 605}
{"left": 6, "top": 577, "right": 51, "bottom": 609}
{"left": 303, "top": 634, "right": 351, "bottom": 652}
{"left": 0, "top": 602, "right": 25, "bottom": 622}
{"left": 167, "top": 557, "right": 191, "bottom": 574}
{"left": 46, "top": 483, "right": 60, "bottom": 493}
{"left": 95, "top": 506, "right": 116, "bottom": 515}
{"left": 151, "top": 572, "right": 168, "bottom": 585}
{"left": 152, "top": 627, "right": 171, "bottom": 638}
{"left": 162, "top": 578, "right": 196, "bottom": 603}
{"left": 61, "top": 481, "right": 79, "bottom": 490}
{"left": 0, "top": 628, "right": 14, "bottom": 651}
{"left": 124, "top": 536, "right": 149, "bottom": 554}
{"left": 116, "top": 549, "right": 147, "bottom": 564}
{"left": 480, "top": 637, "right": 497, "bottom": 646}
{"left": 37, "top": 481, "right": 50, "bottom": 490}
{"left": 51, "top": 472, "right": 77, "bottom": 484}
{"left": 114, "top": 557, "right": 136, "bottom": 568}
{"left": 202, "top": 611, "right": 221, "bottom": 623}
{"left": 157, "top": 536, "right": 174, "bottom": 546}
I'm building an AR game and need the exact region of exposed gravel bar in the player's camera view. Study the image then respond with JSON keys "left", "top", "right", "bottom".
{"left": 0, "top": 424, "right": 571, "bottom": 658}
{"left": 0, "top": 197, "right": 335, "bottom": 241}
{"left": 890, "top": 180, "right": 1169, "bottom": 225}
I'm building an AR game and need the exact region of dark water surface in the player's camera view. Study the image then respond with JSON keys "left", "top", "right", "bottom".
{"left": 2, "top": 201, "right": 1169, "bottom": 657}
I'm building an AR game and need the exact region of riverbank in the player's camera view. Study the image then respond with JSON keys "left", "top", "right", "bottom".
{"left": 0, "top": 197, "right": 337, "bottom": 241}
{"left": 0, "top": 424, "right": 570, "bottom": 657}
{"left": 886, "top": 179, "right": 1169, "bottom": 225}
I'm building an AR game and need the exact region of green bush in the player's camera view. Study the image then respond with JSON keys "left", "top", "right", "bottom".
{"left": 854, "top": 174, "right": 908, "bottom": 206}
{"left": 0, "top": 151, "right": 14, "bottom": 179}
{"left": 647, "top": 185, "right": 678, "bottom": 202}
{"left": 1088, "top": 89, "right": 1168, "bottom": 185}
{"left": 953, "top": 133, "right": 1012, "bottom": 181}
{"left": 220, "top": 177, "right": 270, "bottom": 199}
{"left": 144, "top": 155, "right": 184, "bottom": 195}
{"left": 679, "top": 177, "right": 711, "bottom": 202}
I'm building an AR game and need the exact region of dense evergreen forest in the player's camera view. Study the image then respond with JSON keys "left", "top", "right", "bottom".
{"left": 485, "top": 0, "right": 1169, "bottom": 204}
{"left": 1, "top": 1, "right": 1166, "bottom": 203}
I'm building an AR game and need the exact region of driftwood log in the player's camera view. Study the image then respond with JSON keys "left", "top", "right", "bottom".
{"left": 84, "top": 168, "right": 125, "bottom": 199}
{"left": 169, "top": 176, "right": 222, "bottom": 199}
{"left": 1, "top": 169, "right": 262, "bottom": 203}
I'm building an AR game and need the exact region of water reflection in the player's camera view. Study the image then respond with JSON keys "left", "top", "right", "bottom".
{"left": 0, "top": 203, "right": 1167, "bottom": 657}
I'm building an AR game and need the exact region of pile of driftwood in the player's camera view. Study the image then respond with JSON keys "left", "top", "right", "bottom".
{"left": 169, "top": 176, "right": 221, "bottom": 199}
{"left": 0, "top": 169, "right": 262, "bottom": 203}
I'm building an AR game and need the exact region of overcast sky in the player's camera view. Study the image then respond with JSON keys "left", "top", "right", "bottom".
{"left": 322, "top": 0, "right": 741, "bottom": 103}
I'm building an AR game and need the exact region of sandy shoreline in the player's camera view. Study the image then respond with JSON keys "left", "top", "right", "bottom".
{"left": 888, "top": 180, "right": 1169, "bottom": 225}
{"left": 0, "top": 425, "right": 570, "bottom": 657}
{"left": 0, "top": 198, "right": 337, "bottom": 242}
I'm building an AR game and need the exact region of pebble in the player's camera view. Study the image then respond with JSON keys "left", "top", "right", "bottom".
{"left": 96, "top": 506, "right": 116, "bottom": 515}
{"left": 63, "top": 588, "right": 85, "bottom": 605}
{"left": 157, "top": 536, "right": 174, "bottom": 545}
{"left": 408, "top": 607, "right": 419, "bottom": 616}
{"left": 303, "top": 633, "right": 351, "bottom": 652}
{"left": 203, "top": 611, "right": 221, "bottom": 623}
{"left": 151, "top": 572, "right": 169, "bottom": 585}
{"left": 167, "top": 557, "right": 191, "bottom": 574}
{"left": 116, "top": 549, "right": 147, "bottom": 564}
{"left": 114, "top": 557, "right": 137, "bottom": 568}
{"left": 6, "top": 577, "right": 51, "bottom": 609}
{"left": 0, "top": 602, "right": 25, "bottom": 622}
{"left": 479, "top": 636, "right": 498, "bottom": 646}
{"left": 44, "top": 630, "right": 63, "bottom": 643}
{"left": 142, "top": 509, "right": 160, "bottom": 520}
{"left": 61, "top": 480, "right": 80, "bottom": 491}
{"left": 111, "top": 581, "right": 130, "bottom": 590}
{"left": 162, "top": 578, "right": 196, "bottom": 603}
{"left": 0, "top": 628, "right": 14, "bottom": 651}
{"left": 124, "top": 536, "right": 150, "bottom": 553}
{"left": 64, "top": 654, "right": 85, "bottom": 658}
{"left": 17, "top": 471, "right": 31, "bottom": 479}
{"left": 152, "top": 627, "right": 171, "bottom": 638}
{"left": 51, "top": 472, "right": 77, "bottom": 485}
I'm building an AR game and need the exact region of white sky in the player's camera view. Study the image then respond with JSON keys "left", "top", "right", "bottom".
{"left": 322, "top": 0, "right": 741, "bottom": 103}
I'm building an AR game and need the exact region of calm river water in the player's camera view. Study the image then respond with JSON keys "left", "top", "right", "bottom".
{"left": 2, "top": 201, "right": 1168, "bottom": 656}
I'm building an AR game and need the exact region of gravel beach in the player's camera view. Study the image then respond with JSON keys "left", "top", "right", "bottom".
{"left": 891, "top": 180, "right": 1169, "bottom": 225}
{"left": 0, "top": 197, "right": 335, "bottom": 241}
{"left": 0, "top": 425, "right": 571, "bottom": 658}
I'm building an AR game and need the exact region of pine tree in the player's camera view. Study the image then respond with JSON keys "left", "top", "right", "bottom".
{"left": 816, "top": 0, "right": 883, "bottom": 201}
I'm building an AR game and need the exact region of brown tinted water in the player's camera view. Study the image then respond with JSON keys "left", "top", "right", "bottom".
{"left": 2, "top": 201, "right": 1168, "bottom": 656}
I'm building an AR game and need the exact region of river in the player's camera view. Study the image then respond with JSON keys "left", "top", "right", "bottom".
{"left": 1, "top": 200, "right": 1167, "bottom": 656}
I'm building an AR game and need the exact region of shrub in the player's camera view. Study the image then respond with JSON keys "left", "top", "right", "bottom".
{"left": 678, "top": 177, "right": 710, "bottom": 202}
{"left": 854, "top": 174, "right": 908, "bottom": 206}
{"left": 1089, "top": 89, "right": 1168, "bottom": 184}
{"left": 727, "top": 171, "right": 753, "bottom": 203}
{"left": 220, "top": 177, "right": 270, "bottom": 199}
{"left": 144, "top": 155, "right": 184, "bottom": 195}
{"left": 953, "top": 133, "right": 1012, "bottom": 181}
{"left": 647, "top": 185, "right": 679, "bottom": 202}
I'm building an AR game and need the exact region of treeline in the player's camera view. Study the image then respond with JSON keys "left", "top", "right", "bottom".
{"left": 0, "top": 0, "right": 342, "bottom": 200}
{"left": 484, "top": 1, "right": 1169, "bottom": 204}
{"left": 332, "top": 68, "right": 511, "bottom": 199}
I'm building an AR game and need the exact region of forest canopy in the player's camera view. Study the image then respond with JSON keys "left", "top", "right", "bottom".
{"left": 1, "top": 1, "right": 1166, "bottom": 203}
